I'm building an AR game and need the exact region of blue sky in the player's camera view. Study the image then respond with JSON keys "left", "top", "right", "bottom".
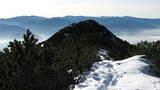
{"left": 0, "top": 0, "right": 159, "bottom": 18}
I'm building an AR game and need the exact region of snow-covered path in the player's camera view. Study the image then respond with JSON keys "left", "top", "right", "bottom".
{"left": 73, "top": 55, "right": 160, "bottom": 90}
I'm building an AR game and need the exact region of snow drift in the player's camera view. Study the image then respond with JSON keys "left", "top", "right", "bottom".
{"left": 72, "top": 52, "right": 160, "bottom": 90}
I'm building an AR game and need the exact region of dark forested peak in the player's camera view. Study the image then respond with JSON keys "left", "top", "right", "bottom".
{"left": 45, "top": 20, "right": 133, "bottom": 60}
{"left": 73, "top": 19, "right": 100, "bottom": 27}
{"left": 59, "top": 19, "right": 115, "bottom": 34}
{"left": 67, "top": 19, "right": 109, "bottom": 33}
{"left": 46, "top": 19, "right": 117, "bottom": 44}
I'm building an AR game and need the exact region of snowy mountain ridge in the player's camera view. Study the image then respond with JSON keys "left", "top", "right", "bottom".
{"left": 72, "top": 50, "right": 160, "bottom": 90}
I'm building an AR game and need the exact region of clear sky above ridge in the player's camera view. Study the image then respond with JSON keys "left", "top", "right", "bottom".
{"left": 0, "top": 0, "right": 159, "bottom": 18}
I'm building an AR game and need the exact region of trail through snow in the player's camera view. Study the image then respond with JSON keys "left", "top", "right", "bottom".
{"left": 73, "top": 54, "right": 160, "bottom": 90}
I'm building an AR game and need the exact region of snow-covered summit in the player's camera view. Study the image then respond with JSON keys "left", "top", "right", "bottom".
{"left": 73, "top": 54, "right": 160, "bottom": 90}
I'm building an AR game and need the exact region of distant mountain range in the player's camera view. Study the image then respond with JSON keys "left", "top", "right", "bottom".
{"left": 0, "top": 15, "right": 160, "bottom": 41}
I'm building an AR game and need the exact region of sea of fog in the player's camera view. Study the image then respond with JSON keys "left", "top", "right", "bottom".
{"left": 0, "top": 39, "right": 10, "bottom": 50}
{"left": 119, "top": 29, "right": 160, "bottom": 44}
{"left": 0, "top": 34, "right": 49, "bottom": 51}
{"left": 0, "top": 29, "right": 160, "bottom": 51}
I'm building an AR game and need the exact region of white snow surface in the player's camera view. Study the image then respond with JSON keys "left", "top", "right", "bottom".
{"left": 73, "top": 54, "right": 160, "bottom": 90}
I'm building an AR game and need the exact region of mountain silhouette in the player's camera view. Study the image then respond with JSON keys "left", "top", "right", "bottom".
{"left": 0, "top": 16, "right": 160, "bottom": 37}
{"left": 46, "top": 20, "right": 117, "bottom": 45}
{"left": 45, "top": 20, "right": 133, "bottom": 59}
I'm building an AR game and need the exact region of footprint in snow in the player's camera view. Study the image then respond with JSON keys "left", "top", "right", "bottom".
{"left": 108, "top": 69, "right": 112, "bottom": 72}
{"left": 143, "top": 74, "right": 144, "bottom": 76}
{"left": 153, "top": 82, "right": 157, "bottom": 88}
{"left": 138, "top": 68, "right": 141, "bottom": 71}
{"left": 105, "top": 64, "right": 113, "bottom": 68}
{"left": 116, "top": 63, "right": 121, "bottom": 65}
{"left": 142, "top": 74, "right": 148, "bottom": 78}
{"left": 93, "top": 76, "right": 101, "bottom": 81}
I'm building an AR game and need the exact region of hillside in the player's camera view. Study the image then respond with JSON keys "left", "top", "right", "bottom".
{"left": 0, "top": 16, "right": 160, "bottom": 41}
{"left": 73, "top": 52, "right": 160, "bottom": 90}
{"left": 0, "top": 16, "right": 160, "bottom": 51}
{"left": 0, "top": 19, "right": 160, "bottom": 90}
{"left": 0, "top": 23, "right": 26, "bottom": 38}
{"left": 45, "top": 20, "right": 133, "bottom": 60}
{"left": 46, "top": 20, "right": 117, "bottom": 45}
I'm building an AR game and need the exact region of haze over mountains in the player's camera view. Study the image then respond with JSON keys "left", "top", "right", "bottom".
{"left": 0, "top": 18, "right": 160, "bottom": 89}
{"left": 0, "top": 16, "right": 160, "bottom": 50}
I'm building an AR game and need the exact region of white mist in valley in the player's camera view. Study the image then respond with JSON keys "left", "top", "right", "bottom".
{"left": 0, "top": 34, "right": 50, "bottom": 51}
{"left": 1, "top": 29, "right": 160, "bottom": 51}
{"left": 0, "top": 39, "right": 11, "bottom": 50}
{"left": 119, "top": 29, "right": 160, "bottom": 44}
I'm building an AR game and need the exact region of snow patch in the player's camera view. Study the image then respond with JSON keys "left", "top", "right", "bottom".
{"left": 72, "top": 54, "right": 160, "bottom": 90}
{"left": 64, "top": 33, "right": 70, "bottom": 39}
{"left": 98, "top": 49, "right": 109, "bottom": 60}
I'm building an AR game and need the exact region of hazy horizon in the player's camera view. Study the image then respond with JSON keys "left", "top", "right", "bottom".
{"left": 0, "top": 15, "right": 160, "bottom": 19}
{"left": 0, "top": 0, "right": 159, "bottom": 18}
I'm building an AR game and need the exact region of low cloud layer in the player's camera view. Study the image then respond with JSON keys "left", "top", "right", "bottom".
{"left": 119, "top": 29, "right": 160, "bottom": 44}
